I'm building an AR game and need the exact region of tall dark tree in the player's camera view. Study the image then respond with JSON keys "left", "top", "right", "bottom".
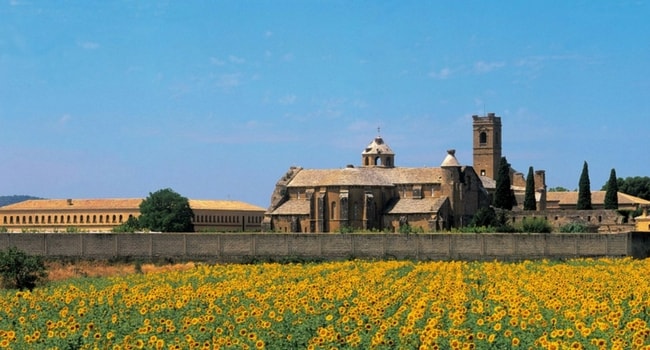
{"left": 604, "top": 168, "right": 619, "bottom": 209}
{"left": 138, "top": 188, "right": 195, "bottom": 232}
{"left": 494, "top": 156, "right": 515, "bottom": 210}
{"left": 576, "top": 161, "right": 593, "bottom": 210}
{"left": 524, "top": 166, "right": 537, "bottom": 211}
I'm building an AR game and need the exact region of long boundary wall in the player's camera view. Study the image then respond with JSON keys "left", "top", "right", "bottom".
{"left": 0, "top": 233, "right": 637, "bottom": 262}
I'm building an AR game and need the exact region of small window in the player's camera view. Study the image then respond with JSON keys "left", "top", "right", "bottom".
{"left": 479, "top": 132, "right": 487, "bottom": 145}
{"left": 480, "top": 170, "right": 486, "bottom": 176}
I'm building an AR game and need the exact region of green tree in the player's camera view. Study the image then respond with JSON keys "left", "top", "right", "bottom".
{"left": 112, "top": 216, "right": 142, "bottom": 233}
{"left": 0, "top": 247, "right": 47, "bottom": 290}
{"left": 548, "top": 186, "right": 570, "bottom": 192}
{"left": 138, "top": 188, "right": 194, "bottom": 232}
{"left": 493, "top": 156, "right": 515, "bottom": 210}
{"left": 609, "top": 176, "right": 650, "bottom": 201}
{"left": 524, "top": 166, "right": 537, "bottom": 211}
{"left": 604, "top": 168, "right": 619, "bottom": 209}
{"left": 576, "top": 161, "right": 592, "bottom": 210}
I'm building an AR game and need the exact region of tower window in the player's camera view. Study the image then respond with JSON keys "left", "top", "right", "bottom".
{"left": 479, "top": 132, "right": 487, "bottom": 145}
{"left": 480, "top": 170, "right": 486, "bottom": 176}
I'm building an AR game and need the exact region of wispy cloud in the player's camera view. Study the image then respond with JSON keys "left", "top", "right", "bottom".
{"left": 278, "top": 94, "right": 297, "bottom": 105}
{"left": 59, "top": 114, "right": 72, "bottom": 125}
{"left": 228, "top": 55, "right": 245, "bottom": 64}
{"left": 210, "top": 57, "right": 226, "bottom": 66}
{"left": 428, "top": 67, "right": 453, "bottom": 80}
{"left": 474, "top": 61, "right": 505, "bottom": 74}
{"left": 78, "top": 41, "right": 100, "bottom": 50}
{"left": 216, "top": 73, "right": 242, "bottom": 88}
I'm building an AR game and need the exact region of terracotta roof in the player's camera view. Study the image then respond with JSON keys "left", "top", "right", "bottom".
{"left": 271, "top": 199, "right": 311, "bottom": 215}
{"left": 386, "top": 197, "right": 448, "bottom": 214}
{"left": 0, "top": 198, "right": 142, "bottom": 211}
{"left": 189, "top": 200, "right": 265, "bottom": 211}
{"left": 545, "top": 191, "right": 650, "bottom": 206}
{"left": 287, "top": 167, "right": 445, "bottom": 188}
{"left": 0, "top": 198, "right": 265, "bottom": 212}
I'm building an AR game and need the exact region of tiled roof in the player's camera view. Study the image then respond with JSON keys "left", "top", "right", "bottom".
{"left": 0, "top": 198, "right": 142, "bottom": 211}
{"left": 546, "top": 191, "right": 650, "bottom": 206}
{"left": 0, "top": 198, "right": 265, "bottom": 212}
{"left": 386, "top": 197, "right": 448, "bottom": 214}
{"left": 189, "top": 200, "right": 265, "bottom": 211}
{"left": 271, "top": 199, "right": 311, "bottom": 215}
{"left": 287, "top": 167, "right": 445, "bottom": 188}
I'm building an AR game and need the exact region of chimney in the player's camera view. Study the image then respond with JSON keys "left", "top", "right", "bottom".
{"left": 67, "top": 199, "right": 73, "bottom": 205}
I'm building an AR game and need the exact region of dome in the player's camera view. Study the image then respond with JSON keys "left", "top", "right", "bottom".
{"left": 362, "top": 136, "right": 394, "bottom": 155}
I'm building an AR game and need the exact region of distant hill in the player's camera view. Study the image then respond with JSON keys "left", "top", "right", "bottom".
{"left": 0, "top": 195, "right": 41, "bottom": 207}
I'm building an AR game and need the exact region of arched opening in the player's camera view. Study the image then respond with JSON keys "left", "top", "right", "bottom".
{"left": 374, "top": 157, "right": 380, "bottom": 166}
{"left": 479, "top": 131, "right": 487, "bottom": 145}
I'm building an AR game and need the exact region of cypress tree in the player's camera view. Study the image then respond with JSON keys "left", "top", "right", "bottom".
{"left": 524, "top": 166, "right": 537, "bottom": 210}
{"left": 604, "top": 168, "right": 619, "bottom": 209}
{"left": 576, "top": 161, "right": 593, "bottom": 210}
{"left": 494, "top": 156, "right": 515, "bottom": 210}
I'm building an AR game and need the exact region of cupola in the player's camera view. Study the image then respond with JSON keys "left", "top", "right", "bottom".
{"left": 441, "top": 149, "right": 461, "bottom": 167}
{"left": 361, "top": 134, "right": 395, "bottom": 168}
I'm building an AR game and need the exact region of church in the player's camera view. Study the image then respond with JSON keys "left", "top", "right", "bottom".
{"left": 262, "top": 115, "right": 511, "bottom": 233}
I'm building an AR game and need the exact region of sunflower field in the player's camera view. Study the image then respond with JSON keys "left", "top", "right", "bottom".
{"left": 1, "top": 258, "right": 650, "bottom": 349}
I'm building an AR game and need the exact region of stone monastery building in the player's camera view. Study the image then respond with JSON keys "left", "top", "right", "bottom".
{"left": 263, "top": 114, "right": 518, "bottom": 233}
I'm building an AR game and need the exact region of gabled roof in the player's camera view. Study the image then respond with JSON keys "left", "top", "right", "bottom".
{"left": 546, "top": 191, "right": 650, "bottom": 206}
{"left": 385, "top": 197, "right": 448, "bottom": 214}
{"left": 287, "top": 167, "right": 446, "bottom": 188}
{"left": 0, "top": 198, "right": 142, "bottom": 211}
{"left": 0, "top": 198, "right": 265, "bottom": 212}
{"left": 189, "top": 200, "right": 265, "bottom": 212}
{"left": 271, "top": 199, "right": 311, "bottom": 215}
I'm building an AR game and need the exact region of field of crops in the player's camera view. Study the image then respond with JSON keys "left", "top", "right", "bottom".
{"left": 1, "top": 258, "right": 650, "bottom": 349}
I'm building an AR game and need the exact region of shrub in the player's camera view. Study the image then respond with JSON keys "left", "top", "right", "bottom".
{"left": 559, "top": 222, "right": 590, "bottom": 233}
{"left": 520, "top": 217, "right": 552, "bottom": 233}
{"left": 0, "top": 247, "right": 47, "bottom": 290}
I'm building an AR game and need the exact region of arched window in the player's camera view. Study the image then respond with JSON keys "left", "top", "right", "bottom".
{"left": 93, "top": 215, "right": 97, "bottom": 223}
{"left": 48, "top": 216, "right": 51, "bottom": 224}
{"left": 73, "top": 215, "right": 77, "bottom": 223}
{"left": 35, "top": 216, "right": 39, "bottom": 224}
{"left": 374, "top": 157, "right": 380, "bottom": 166}
{"left": 112, "top": 215, "right": 116, "bottom": 223}
{"left": 479, "top": 131, "right": 487, "bottom": 144}
{"left": 119, "top": 215, "right": 123, "bottom": 223}
{"left": 80, "top": 215, "right": 84, "bottom": 224}
{"left": 3, "top": 217, "right": 6, "bottom": 224}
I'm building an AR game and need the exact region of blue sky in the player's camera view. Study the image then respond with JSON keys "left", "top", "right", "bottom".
{"left": 1, "top": 1, "right": 648, "bottom": 207}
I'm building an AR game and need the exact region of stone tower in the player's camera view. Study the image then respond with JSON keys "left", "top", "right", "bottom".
{"left": 361, "top": 134, "right": 395, "bottom": 168}
{"left": 472, "top": 113, "right": 502, "bottom": 179}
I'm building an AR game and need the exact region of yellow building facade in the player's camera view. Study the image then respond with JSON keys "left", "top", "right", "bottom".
{"left": 0, "top": 198, "right": 265, "bottom": 233}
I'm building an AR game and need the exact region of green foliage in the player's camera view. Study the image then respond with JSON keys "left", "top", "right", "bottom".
{"left": 493, "top": 157, "right": 515, "bottom": 210}
{"left": 339, "top": 225, "right": 355, "bottom": 234}
{"left": 112, "top": 216, "right": 141, "bottom": 233}
{"left": 604, "top": 168, "right": 619, "bottom": 209}
{"left": 398, "top": 223, "right": 423, "bottom": 234}
{"left": 524, "top": 166, "right": 537, "bottom": 211}
{"left": 138, "top": 188, "right": 194, "bottom": 232}
{"left": 65, "top": 226, "right": 83, "bottom": 233}
{"left": 0, "top": 227, "right": 7, "bottom": 233}
{"left": 548, "top": 186, "right": 570, "bottom": 192}
{"left": 577, "top": 161, "right": 592, "bottom": 210}
{"left": 0, "top": 247, "right": 47, "bottom": 290}
{"left": 519, "top": 217, "right": 552, "bottom": 233}
{"left": 559, "top": 222, "right": 590, "bottom": 233}
{"left": 613, "top": 176, "right": 650, "bottom": 201}
{"left": 467, "top": 207, "right": 516, "bottom": 233}
{"left": 469, "top": 207, "right": 499, "bottom": 228}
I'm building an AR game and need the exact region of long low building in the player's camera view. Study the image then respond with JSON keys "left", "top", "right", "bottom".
{"left": 0, "top": 198, "right": 265, "bottom": 233}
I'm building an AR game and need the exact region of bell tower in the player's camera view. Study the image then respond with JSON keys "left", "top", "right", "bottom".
{"left": 472, "top": 113, "right": 502, "bottom": 179}
{"left": 361, "top": 130, "right": 395, "bottom": 168}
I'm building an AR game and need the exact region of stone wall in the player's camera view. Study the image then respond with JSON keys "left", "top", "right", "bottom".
{"left": 0, "top": 232, "right": 634, "bottom": 262}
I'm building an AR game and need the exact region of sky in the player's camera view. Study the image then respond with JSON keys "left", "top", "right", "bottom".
{"left": 1, "top": 1, "right": 648, "bottom": 208}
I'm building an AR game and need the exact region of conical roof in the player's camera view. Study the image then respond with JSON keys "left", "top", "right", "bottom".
{"left": 441, "top": 149, "right": 461, "bottom": 167}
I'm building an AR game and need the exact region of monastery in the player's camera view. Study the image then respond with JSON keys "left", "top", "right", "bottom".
{"left": 0, "top": 198, "right": 265, "bottom": 233}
